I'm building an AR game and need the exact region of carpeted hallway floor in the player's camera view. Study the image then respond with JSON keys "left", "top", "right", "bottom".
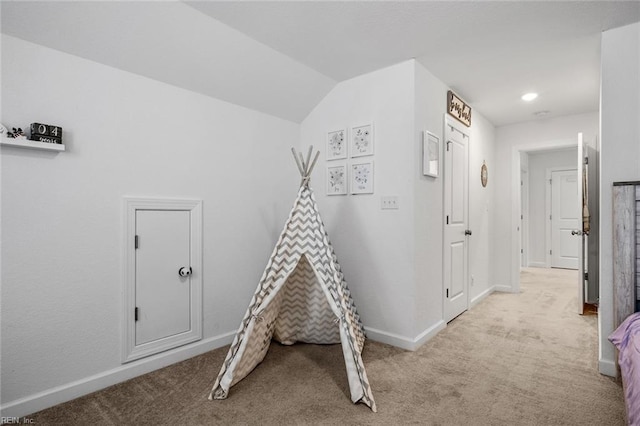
{"left": 26, "top": 268, "right": 625, "bottom": 425}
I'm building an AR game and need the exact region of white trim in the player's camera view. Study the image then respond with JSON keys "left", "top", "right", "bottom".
{"left": 445, "top": 114, "right": 469, "bottom": 136}
{"left": 365, "top": 320, "right": 446, "bottom": 351}
{"left": 122, "top": 197, "right": 203, "bottom": 363}
{"left": 598, "top": 358, "right": 618, "bottom": 378}
{"left": 364, "top": 327, "right": 415, "bottom": 350}
{"left": 0, "top": 332, "right": 235, "bottom": 419}
{"left": 528, "top": 262, "right": 547, "bottom": 268}
{"left": 412, "top": 321, "right": 447, "bottom": 349}
{"left": 470, "top": 285, "right": 495, "bottom": 308}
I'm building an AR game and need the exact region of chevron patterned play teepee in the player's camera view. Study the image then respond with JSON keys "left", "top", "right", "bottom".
{"left": 209, "top": 147, "right": 376, "bottom": 412}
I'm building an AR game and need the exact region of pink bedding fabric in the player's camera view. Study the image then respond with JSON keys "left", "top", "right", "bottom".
{"left": 610, "top": 312, "right": 640, "bottom": 426}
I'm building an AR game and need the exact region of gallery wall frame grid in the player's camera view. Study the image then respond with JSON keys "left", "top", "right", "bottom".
{"left": 324, "top": 122, "right": 375, "bottom": 195}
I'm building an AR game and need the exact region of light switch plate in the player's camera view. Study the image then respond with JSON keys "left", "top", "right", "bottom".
{"left": 381, "top": 196, "right": 399, "bottom": 210}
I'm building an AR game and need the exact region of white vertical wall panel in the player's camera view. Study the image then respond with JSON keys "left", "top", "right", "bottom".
{"left": 600, "top": 22, "right": 640, "bottom": 375}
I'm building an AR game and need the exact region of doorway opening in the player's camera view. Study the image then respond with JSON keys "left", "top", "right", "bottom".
{"left": 513, "top": 137, "right": 599, "bottom": 314}
{"left": 520, "top": 147, "right": 578, "bottom": 270}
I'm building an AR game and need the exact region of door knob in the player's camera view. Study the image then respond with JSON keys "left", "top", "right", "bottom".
{"left": 465, "top": 229, "right": 472, "bottom": 236}
{"left": 178, "top": 266, "right": 192, "bottom": 277}
{"left": 571, "top": 230, "right": 583, "bottom": 236}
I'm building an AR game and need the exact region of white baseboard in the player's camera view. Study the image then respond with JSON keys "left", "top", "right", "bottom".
{"left": 528, "top": 262, "right": 547, "bottom": 268}
{"left": 470, "top": 286, "right": 495, "bottom": 308}
{"left": 365, "top": 320, "right": 446, "bottom": 351}
{"left": 412, "top": 321, "right": 447, "bottom": 349}
{"left": 598, "top": 358, "right": 619, "bottom": 378}
{"left": 0, "top": 331, "right": 235, "bottom": 419}
{"left": 493, "top": 285, "right": 515, "bottom": 293}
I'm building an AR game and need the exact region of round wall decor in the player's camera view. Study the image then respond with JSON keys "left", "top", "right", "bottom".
{"left": 481, "top": 161, "right": 488, "bottom": 187}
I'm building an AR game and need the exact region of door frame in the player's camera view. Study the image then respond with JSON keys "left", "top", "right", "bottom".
{"left": 545, "top": 167, "right": 578, "bottom": 268}
{"left": 521, "top": 167, "right": 529, "bottom": 268}
{"left": 122, "top": 197, "right": 203, "bottom": 363}
{"left": 510, "top": 141, "right": 577, "bottom": 293}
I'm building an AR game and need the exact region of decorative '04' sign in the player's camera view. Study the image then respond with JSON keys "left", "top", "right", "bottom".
{"left": 447, "top": 91, "right": 471, "bottom": 127}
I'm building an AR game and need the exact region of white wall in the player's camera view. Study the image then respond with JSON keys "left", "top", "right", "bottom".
{"left": 526, "top": 148, "right": 578, "bottom": 266}
{"left": 301, "top": 60, "right": 496, "bottom": 347}
{"left": 493, "top": 112, "right": 599, "bottom": 289}
{"left": 413, "top": 62, "right": 447, "bottom": 336}
{"left": 415, "top": 62, "right": 497, "bottom": 335}
{"left": 0, "top": 36, "right": 299, "bottom": 414}
{"left": 599, "top": 22, "right": 640, "bottom": 376}
{"left": 467, "top": 109, "right": 496, "bottom": 303}
{"left": 300, "top": 61, "right": 417, "bottom": 342}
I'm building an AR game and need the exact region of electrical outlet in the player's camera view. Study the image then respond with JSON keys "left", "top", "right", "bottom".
{"left": 381, "top": 196, "right": 399, "bottom": 210}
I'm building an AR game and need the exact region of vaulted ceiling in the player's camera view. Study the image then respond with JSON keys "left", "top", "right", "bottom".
{"left": 2, "top": 1, "right": 639, "bottom": 126}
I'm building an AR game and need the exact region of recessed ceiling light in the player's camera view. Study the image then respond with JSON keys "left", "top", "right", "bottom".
{"left": 521, "top": 92, "right": 538, "bottom": 101}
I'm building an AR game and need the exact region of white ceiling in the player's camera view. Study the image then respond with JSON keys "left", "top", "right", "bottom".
{"left": 0, "top": 1, "right": 335, "bottom": 123}
{"left": 2, "top": 1, "right": 640, "bottom": 126}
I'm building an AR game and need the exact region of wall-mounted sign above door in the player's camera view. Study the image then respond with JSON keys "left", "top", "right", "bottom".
{"left": 447, "top": 90, "right": 472, "bottom": 127}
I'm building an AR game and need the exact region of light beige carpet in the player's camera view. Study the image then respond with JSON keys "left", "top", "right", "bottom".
{"left": 26, "top": 268, "right": 625, "bottom": 425}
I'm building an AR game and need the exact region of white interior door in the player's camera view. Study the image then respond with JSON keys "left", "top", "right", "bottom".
{"left": 550, "top": 169, "right": 580, "bottom": 269}
{"left": 577, "top": 133, "right": 586, "bottom": 314}
{"left": 444, "top": 119, "right": 469, "bottom": 323}
{"left": 135, "top": 210, "right": 191, "bottom": 345}
{"left": 584, "top": 137, "right": 599, "bottom": 305}
{"left": 123, "top": 197, "right": 202, "bottom": 363}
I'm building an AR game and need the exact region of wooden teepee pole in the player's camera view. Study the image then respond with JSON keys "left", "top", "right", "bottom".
{"left": 304, "top": 146, "right": 313, "bottom": 173}
{"left": 291, "top": 146, "right": 320, "bottom": 187}
{"left": 307, "top": 150, "right": 320, "bottom": 176}
{"left": 291, "top": 147, "right": 305, "bottom": 176}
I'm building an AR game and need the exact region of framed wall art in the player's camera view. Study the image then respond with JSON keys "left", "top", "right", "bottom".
{"left": 326, "top": 164, "right": 347, "bottom": 195}
{"left": 351, "top": 161, "right": 374, "bottom": 194}
{"left": 326, "top": 129, "right": 347, "bottom": 160}
{"left": 350, "top": 124, "right": 374, "bottom": 157}
{"left": 423, "top": 131, "right": 440, "bottom": 178}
